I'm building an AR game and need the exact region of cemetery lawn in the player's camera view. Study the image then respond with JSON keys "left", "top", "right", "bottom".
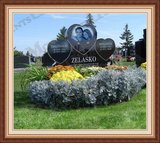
{"left": 14, "top": 71, "right": 146, "bottom": 129}
{"left": 116, "top": 59, "right": 135, "bottom": 66}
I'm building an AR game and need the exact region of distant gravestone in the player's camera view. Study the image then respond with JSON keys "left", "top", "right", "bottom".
{"left": 14, "top": 56, "right": 30, "bottom": 68}
{"left": 135, "top": 29, "right": 146, "bottom": 66}
{"left": 46, "top": 24, "right": 115, "bottom": 66}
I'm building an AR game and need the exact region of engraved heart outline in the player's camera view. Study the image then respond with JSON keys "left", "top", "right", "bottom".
{"left": 66, "top": 24, "right": 97, "bottom": 56}
{"left": 95, "top": 38, "right": 115, "bottom": 61}
{"left": 47, "top": 40, "right": 72, "bottom": 64}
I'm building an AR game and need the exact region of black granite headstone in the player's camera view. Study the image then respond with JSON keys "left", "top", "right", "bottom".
{"left": 48, "top": 40, "right": 71, "bottom": 64}
{"left": 96, "top": 38, "right": 115, "bottom": 61}
{"left": 46, "top": 24, "right": 116, "bottom": 66}
{"left": 67, "top": 24, "right": 97, "bottom": 55}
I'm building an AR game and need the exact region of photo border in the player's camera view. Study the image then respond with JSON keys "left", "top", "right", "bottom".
{"left": 0, "top": 0, "right": 160, "bottom": 143}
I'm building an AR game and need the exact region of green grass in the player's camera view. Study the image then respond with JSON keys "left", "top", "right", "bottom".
{"left": 115, "top": 58, "right": 136, "bottom": 66}
{"left": 14, "top": 71, "right": 146, "bottom": 129}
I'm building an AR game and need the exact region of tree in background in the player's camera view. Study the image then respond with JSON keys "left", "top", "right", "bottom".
{"left": 56, "top": 26, "right": 67, "bottom": 41}
{"left": 120, "top": 24, "right": 134, "bottom": 57}
{"left": 26, "top": 51, "right": 30, "bottom": 56}
{"left": 14, "top": 47, "right": 24, "bottom": 56}
{"left": 86, "top": 13, "right": 95, "bottom": 27}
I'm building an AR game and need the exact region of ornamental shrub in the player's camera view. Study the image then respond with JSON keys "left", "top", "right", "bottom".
{"left": 28, "top": 67, "right": 146, "bottom": 109}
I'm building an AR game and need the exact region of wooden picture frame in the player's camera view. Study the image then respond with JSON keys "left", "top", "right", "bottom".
{"left": 0, "top": 0, "right": 159, "bottom": 142}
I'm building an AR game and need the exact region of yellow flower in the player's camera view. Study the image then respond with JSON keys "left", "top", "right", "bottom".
{"left": 50, "top": 70, "right": 84, "bottom": 83}
{"left": 47, "top": 65, "right": 75, "bottom": 79}
{"left": 140, "top": 62, "right": 147, "bottom": 70}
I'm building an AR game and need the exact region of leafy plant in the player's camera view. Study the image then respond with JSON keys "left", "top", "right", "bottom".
{"left": 75, "top": 66, "right": 104, "bottom": 77}
{"left": 21, "top": 65, "right": 48, "bottom": 90}
{"left": 74, "top": 65, "right": 83, "bottom": 74}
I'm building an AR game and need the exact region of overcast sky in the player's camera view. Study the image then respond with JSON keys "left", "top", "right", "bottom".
{"left": 14, "top": 13, "right": 147, "bottom": 56}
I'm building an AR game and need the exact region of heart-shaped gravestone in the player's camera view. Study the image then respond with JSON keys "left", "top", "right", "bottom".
{"left": 47, "top": 40, "right": 71, "bottom": 64}
{"left": 66, "top": 24, "right": 97, "bottom": 55}
{"left": 96, "top": 38, "right": 115, "bottom": 61}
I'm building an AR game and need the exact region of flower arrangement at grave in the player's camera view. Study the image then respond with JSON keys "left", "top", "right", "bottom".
{"left": 25, "top": 64, "right": 146, "bottom": 109}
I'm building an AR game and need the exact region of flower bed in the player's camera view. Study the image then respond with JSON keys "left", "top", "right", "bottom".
{"left": 28, "top": 66, "right": 146, "bottom": 109}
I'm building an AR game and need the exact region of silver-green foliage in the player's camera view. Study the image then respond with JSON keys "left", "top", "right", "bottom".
{"left": 28, "top": 67, "right": 146, "bottom": 109}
